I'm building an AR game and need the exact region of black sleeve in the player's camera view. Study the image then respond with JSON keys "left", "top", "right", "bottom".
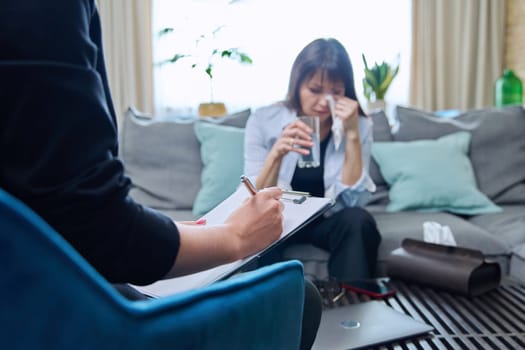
{"left": 0, "top": 0, "right": 180, "bottom": 285}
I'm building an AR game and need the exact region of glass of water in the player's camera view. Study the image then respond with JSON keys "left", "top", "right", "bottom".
{"left": 296, "top": 116, "right": 320, "bottom": 168}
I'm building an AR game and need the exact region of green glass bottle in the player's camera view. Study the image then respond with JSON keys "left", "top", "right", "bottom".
{"left": 494, "top": 69, "right": 523, "bottom": 107}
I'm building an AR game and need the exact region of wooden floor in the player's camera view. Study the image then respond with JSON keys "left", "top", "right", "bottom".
{"left": 316, "top": 278, "right": 525, "bottom": 349}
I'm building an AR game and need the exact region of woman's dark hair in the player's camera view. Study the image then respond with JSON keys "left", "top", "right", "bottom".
{"left": 284, "top": 38, "right": 365, "bottom": 116}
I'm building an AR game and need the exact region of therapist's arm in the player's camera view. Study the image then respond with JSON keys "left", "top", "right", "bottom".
{"left": 164, "top": 187, "right": 284, "bottom": 278}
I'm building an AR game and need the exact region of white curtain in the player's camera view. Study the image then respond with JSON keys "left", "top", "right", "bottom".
{"left": 410, "top": 0, "right": 506, "bottom": 110}
{"left": 98, "top": 0, "right": 154, "bottom": 125}
{"left": 505, "top": 0, "right": 525, "bottom": 100}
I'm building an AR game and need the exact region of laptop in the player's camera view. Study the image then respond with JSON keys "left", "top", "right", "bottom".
{"left": 312, "top": 300, "right": 434, "bottom": 350}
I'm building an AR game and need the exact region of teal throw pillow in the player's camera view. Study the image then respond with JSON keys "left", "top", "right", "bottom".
{"left": 371, "top": 132, "right": 501, "bottom": 215}
{"left": 193, "top": 122, "right": 245, "bottom": 217}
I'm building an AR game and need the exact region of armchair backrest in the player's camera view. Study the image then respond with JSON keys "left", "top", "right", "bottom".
{"left": 0, "top": 188, "right": 304, "bottom": 349}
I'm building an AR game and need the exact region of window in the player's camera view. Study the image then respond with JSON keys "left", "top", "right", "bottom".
{"left": 153, "top": 0, "right": 411, "bottom": 117}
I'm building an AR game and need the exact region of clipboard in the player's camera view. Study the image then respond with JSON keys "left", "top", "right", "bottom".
{"left": 133, "top": 185, "right": 334, "bottom": 297}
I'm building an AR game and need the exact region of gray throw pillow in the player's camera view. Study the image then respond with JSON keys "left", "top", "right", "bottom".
{"left": 119, "top": 107, "right": 251, "bottom": 210}
{"left": 199, "top": 108, "right": 251, "bottom": 128}
{"left": 119, "top": 108, "right": 202, "bottom": 209}
{"left": 394, "top": 105, "right": 525, "bottom": 204}
{"left": 368, "top": 110, "right": 393, "bottom": 205}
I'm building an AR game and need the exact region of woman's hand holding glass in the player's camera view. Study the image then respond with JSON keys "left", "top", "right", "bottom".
{"left": 272, "top": 119, "right": 314, "bottom": 157}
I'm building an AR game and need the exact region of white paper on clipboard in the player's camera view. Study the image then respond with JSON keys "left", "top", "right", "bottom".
{"left": 133, "top": 185, "right": 333, "bottom": 297}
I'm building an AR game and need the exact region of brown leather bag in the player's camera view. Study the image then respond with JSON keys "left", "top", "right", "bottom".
{"left": 385, "top": 239, "right": 501, "bottom": 296}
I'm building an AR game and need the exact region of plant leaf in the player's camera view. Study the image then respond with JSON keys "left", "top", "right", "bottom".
{"left": 377, "top": 69, "right": 393, "bottom": 99}
{"left": 205, "top": 64, "right": 213, "bottom": 79}
{"left": 378, "top": 63, "right": 388, "bottom": 85}
{"left": 364, "top": 70, "right": 379, "bottom": 90}
{"left": 212, "top": 25, "right": 225, "bottom": 36}
{"left": 220, "top": 50, "right": 232, "bottom": 58}
{"left": 239, "top": 53, "right": 253, "bottom": 64}
{"left": 362, "top": 53, "right": 369, "bottom": 70}
{"left": 391, "top": 64, "right": 400, "bottom": 80}
{"left": 220, "top": 48, "right": 253, "bottom": 64}
{"left": 363, "top": 77, "right": 372, "bottom": 101}
{"left": 159, "top": 54, "right": 188, "bottom": 65}
{"left": 158, "top": 27, "right": 174, "bottom": 36}
{"left": 362, "top": 54, "right": 400, "bottom": 101}
{"left": 373, "top": 65, "right": 382, "bottom": 88}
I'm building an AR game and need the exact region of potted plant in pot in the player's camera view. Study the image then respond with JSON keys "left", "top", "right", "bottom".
{"left": 159, "top": 26, "right": 252, "bottom": 117}
{"left": 362, "top": 53, "right": 399, "bottom": 112}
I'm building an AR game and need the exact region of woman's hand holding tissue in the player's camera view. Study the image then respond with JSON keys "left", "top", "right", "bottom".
{"left": 329, "top": 95, "right": 360, "bottom": 133}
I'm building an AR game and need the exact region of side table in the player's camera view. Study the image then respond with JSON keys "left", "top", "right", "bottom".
{"left": 317, "top": 277, "right": 525, "bottom": 349}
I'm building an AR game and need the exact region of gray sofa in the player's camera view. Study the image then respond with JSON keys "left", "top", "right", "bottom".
{"left": 119, "top": 105, "right": 525, "bottom": 283}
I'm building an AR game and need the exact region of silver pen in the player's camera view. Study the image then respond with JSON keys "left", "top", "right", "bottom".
{"left": 240, "top": 175, "right": 311, "bottom": 198}
{"left": 240, "top": 175, "right": 258, "bottom": 196}
{"left": 281, "top": 189, "right": 311, "bottom": 197}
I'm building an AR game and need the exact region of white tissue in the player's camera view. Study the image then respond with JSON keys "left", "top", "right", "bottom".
{"left": 422, "top": 221, "right": 457, "bottom": 246}
{"left": 326, "top": 95, "right": 343, "bottom": 150}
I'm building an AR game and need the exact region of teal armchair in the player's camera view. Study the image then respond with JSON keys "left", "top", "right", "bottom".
{"left": 0, "top": 188, "right": 304, "bottom": 349}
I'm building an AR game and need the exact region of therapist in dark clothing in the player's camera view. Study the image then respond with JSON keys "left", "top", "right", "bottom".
{"left": 0, "top": 0, "right": 284, "bottom": 286}
{"left": 0, "top": 1, "right": 321, "bottom": 348}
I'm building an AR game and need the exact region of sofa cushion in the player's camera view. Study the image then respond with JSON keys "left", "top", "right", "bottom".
{"left": 467, "top": 205, "right": 525, "bottom": 248}
{"left": 120, "top": 108, "right": 202, "bottom": 209}
{"left": 370, "top": 109, "right": 393, "bottom": 141}
{"left": 510, "top": 242, "right": 525, "bottom": 282}
{"left": 199, "top": 108, "right": 251, "bottom": 128}
{"left": 368, "top": 110, "right": 393, "bottom": 205}
{"left": 394, "top": 105, "right": 525, "bottom": 204}
{"left": 372, "top": 132, "right": 501, "bottom": 215}
{"left": 193, "top": 122, "right": 245, "bottom": 217}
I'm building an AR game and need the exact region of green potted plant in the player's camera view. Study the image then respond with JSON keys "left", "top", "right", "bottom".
{"left": 158, "top": 26, "right": 252, "bottom": 117}
{"left": 362, "top": 53, "right": 399, "bottom": 111}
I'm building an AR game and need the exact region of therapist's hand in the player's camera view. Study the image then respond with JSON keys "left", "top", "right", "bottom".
{"left": 167, "top": 187, "right": 283, "bottom": 278}
{"left": 224, "top": 187, "right": 284, "bottom": 259}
